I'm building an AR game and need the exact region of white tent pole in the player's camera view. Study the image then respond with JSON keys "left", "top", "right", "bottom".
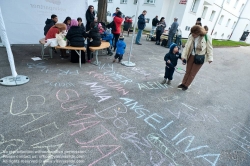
{"left": 128, "top": 0, "right": 140, "bottom": 63}
{"left": 121, "top": 0, "right": 140, "bottom": 67}
{"left": 0, "top": 7, "right": 17, "bottom": 77}
{"left": 0, "top": 7, "right": 29, "bottom": 86}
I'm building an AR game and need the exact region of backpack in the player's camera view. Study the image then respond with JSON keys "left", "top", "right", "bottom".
{"left": 204, "top": 34, "right": 207, "bottom": 42}
{"left": 161, "top": 39, "right": 168, "bottom": 47}
{"left": 151, "top": 36, "right": 156, "bottom": 41}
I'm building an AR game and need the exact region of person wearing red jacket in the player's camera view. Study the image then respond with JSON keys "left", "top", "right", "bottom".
{"left": 45, "top": 23, "right": 67, "bottom": 57}
{"left": 112, "top": 11, "right": 123, "bottom": 51}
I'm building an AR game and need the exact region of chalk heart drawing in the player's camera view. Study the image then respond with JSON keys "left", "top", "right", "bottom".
{"left": 0, "top": 134, "right": 25, "bottom": 158}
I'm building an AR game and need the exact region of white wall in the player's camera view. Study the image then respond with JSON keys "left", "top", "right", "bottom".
{"left": 230, "top": 0, "right": 250, "bottom": 43}
{"left": 90, "top": 0, "right": 174, "bottom": 31}
{"left": 89, "top": 0, "right": 250, "bottom": 42}
{"left": 180, "top": 0, "right": 207, "bottom": 38}
{"left": 0, "top": 0, "right": 88, "bottom": 44}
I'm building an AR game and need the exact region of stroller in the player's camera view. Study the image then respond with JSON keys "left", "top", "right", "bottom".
{"left": 122, "top": 16, "right": 134, "bottom": 36}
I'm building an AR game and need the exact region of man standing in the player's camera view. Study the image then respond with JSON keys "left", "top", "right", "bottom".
{"left": 112, "top": 7, "right": 120, "bottom": 17}
{"left": 44, "top": 14, "right": 58, "bottom": 36}
{"left": 167, "top": 17, "right": 179, "bottom": 48}
{"left": 135, "top": 10, "right": 147, "bottom": 45}
{"left": 150, "top": 15, "right": 159, "bottom": 37}
{"left": 175, "top": 27, "right": 182, "bottom": 47}
{"left": 195, "top": 17, "right": 202, "bottom": 26}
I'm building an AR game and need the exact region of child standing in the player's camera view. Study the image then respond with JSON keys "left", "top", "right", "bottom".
{"left": 161, "top": 43, "right": 186, "bottom": 85}
{"left": 113, "top": 36, "right": 126, "bottom": 63}
{"left": 86, "top": 22, "right": 101, "bottom": 62}
{"left": 102, "top": 28, "right": 113, "bottom": 56}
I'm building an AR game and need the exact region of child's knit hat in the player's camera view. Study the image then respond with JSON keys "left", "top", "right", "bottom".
{"left": 169, "top": 43, "right": 178, "bottom": 53}
{"left": 119, "top": 36, "right": 124, "bottom": 40}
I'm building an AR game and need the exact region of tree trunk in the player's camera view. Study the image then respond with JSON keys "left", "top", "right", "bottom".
{"left": 97, "top": 0, "right": 107, "bottom": 23}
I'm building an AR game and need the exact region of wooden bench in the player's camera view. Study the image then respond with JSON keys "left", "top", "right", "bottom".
{"left": 39, "top": 38, "right": 53, "bottom": 59}
{"left": 55, "top": 46, "right": 86, "bottom": 68}
{"left": 89, "top": 41, "right": 110, "bottom": 66}
{"left": 160, "top": 35, "right": 168, "bottom": 40}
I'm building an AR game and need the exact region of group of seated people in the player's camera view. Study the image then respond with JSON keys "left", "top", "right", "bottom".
{"left": 43, "top": 14, "right": 113, "bottom": 63}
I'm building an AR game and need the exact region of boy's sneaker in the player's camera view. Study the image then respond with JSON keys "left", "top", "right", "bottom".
{"left": 161, "top": 79, "right": 166, "bottom": 84}
{"left": 118, "top": 59, "right": 122, "bottom": 63}
{"left": 167, "top": 80, "right": 171, "bottom": 85}
{"left": 182, "top": 85, "right": 188, "bottom": 91}
{"left": 113, "top": 59, "right": 116, "bottom": 63}
{"left": 177, "top": 84, "right": 184, "bottom": 89}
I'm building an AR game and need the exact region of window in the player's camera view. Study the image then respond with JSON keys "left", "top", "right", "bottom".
{"left": 121, "top": 0, "right": 127, "bottom": 3}
{"left": 108, "top": 0, "right": 113, "bottom": 2}
{"left": 201, "top": 6, "right": 208, "bottom": 19}
{"left": 190, "top": 0, "right": 201, "bottom": 13}
{"left": 209, "top": 10, "right": 216, "bottom": 21}
{"left": 239, "top": 4, "right": 244, "bottom": 12}
{"left": 218, "top": 15, "right": 224, "bottom": 25}
{"left": 226, "top": 19, "right": 231, "bottom": 27}
{"left": 144, "top": 0, "right": 155, "bottom": 4}
{"left": 185, "top": 26, "right": 191, "bottom": 31}
{"left": 234, "top": 0, "right": 239, "bottom": 8}
{"left": 232, "top": 21, "right": 236, "bottom": 29}
{"left": 227, "top": 0, "right": 231, "bottom": 3}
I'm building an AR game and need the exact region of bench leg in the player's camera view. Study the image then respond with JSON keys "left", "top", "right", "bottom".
{"left": 41, "top": 45, "right": 53, "bottom": 59}
{"left": 41, "top": 44, "right": 44, "bottom": 59}
{"left": 91, "top": 51, "right": 99, "bottom": 66}
{"left": 74, "top": 50, "right": 81, "bottom": 68}
{"left": 49, "top": 47, "right": 53, "bottom": 58}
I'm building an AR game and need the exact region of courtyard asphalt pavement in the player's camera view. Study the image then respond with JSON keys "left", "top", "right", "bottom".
{"left": 0, "top": 34, "right": 250, "bottom": 166}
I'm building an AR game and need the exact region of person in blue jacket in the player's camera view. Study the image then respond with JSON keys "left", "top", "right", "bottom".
{"left": 102, "top": 28, "right": 113, "bottom": 56}
{"left": 113, "top": 36, "right": 126, "bottom": 63}
{"left": 135, "top": 10, "right": 147, "bottom": 45}
{"left": 161, "top": 43, "right": 186, "bottom": 85}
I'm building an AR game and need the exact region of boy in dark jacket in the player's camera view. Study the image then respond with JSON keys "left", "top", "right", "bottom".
{"left": 113, "top": 36, "right": 126, "bottom": 63}
{"left": 161, "top": 43, "right": 186, "bottom": 85}
{"left": 44, "top": 14, "right": 58, "bottom": 36}
{"left": 86, "top": 22, "right": 101, "bottom": 62}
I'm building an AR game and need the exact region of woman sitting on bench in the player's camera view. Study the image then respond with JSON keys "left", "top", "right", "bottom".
{"left": 66, "top": 19, "right": 86, "bottom": 63}
{"left": 45, "top": 23, "right": 67, "bottom": 57}
{"left": 86, "top": 22, "right": 101, "bottom": 63}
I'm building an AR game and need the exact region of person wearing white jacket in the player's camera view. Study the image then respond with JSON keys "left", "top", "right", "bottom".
{"left": 178, "top": 25, "right": 213, "bottom": 91}
{"left": 176, "top": 27, "right": 182, "bottom": 47}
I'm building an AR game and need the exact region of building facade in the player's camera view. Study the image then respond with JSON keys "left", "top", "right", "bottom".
{"left": 89, "top": 0, "right": 250, "bottom": 43}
